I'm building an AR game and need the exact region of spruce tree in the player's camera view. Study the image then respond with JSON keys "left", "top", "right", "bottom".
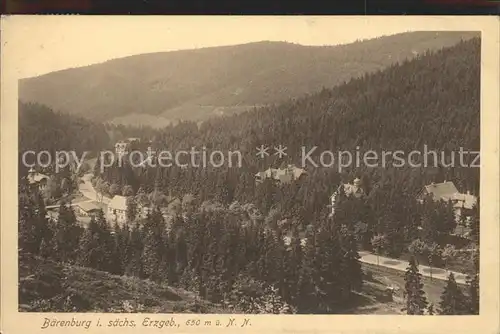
{"left": 315, "top": 221, "right": 343, "bottom": 312}
{"left": 96, "top": 209, "right": 115, "bottom": 270}
{"left": 465, "top": 274, "right": 479, "bottom": 314}
{"left": 286, "top": 226, "right": 303, "bottom": 305}
{"left": 427, "top": 303, "right": 435, "bottom": 315}
{"left": 403, "top": 256, "right": 428, "bottom": 315}
{"left": 141, "top": 208, "right": 167, "bottom": 282}
{"left": 19, "top": 189, "right": 43, "bottom": 255}
{"left": 126, "top": 196, "right": 138, "bottom": 223}
{"left": 339, "top": 224, "right": 362, "bottom": 293}
{"left": 125, "top": 222, "right": 145, "bottom": 278}
{"left": 439, "top": 272, "right": 468, "bottom": 315}
{"left": 297, "top": 227, "right": 318, "bottom": 313}
{"left": 77, "top": 216, "right": 100, "bottom": 268}
{"left": 55, "top": 202, "right": 81, "bottom": 263}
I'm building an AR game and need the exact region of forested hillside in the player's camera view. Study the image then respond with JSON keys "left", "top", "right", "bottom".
{"left": 19, "top": 102, "right": 110, "bottom": 154}
{"left": 98, "top": 37, "right": 480, "bottom": 212}
{"left": 90, "top": 37, "right": 481, "bottom": 265}
{"left": 18, "top": 37, "right": 481, "bottom": 315}
{"left": 19, "top": 31, "right": 477, "bottom": 126}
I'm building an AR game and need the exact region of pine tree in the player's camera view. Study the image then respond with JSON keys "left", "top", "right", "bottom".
{"left": 285, "top": 226, "right": 303, "bottom": 305}
{"left": 126, "top": 196, "right": 138, "bottom": 223}
{"left": 125, "top": 222, "right": 144, "bottom": 278}
{"left": 109, "top": 222, "right": 126, "bottom": 275}
{"left": 297, "top": 227, "right": 318, "bottom": 313}
{"left": 54, "top": 202, "right": 81, "bottom": 263}
{"left": 95, "top": 209, "right": 115, "bottom": 271}
{"left": 141, "top": 208, "right": 167, "bottom": 282}
{"left": 18, "top": 189, "right": 45, "bottom": 255}
{"left": 468, "top": 200, "right": 480, "bottom": 246}
{"left": 77, "top": 216, "right": 100, "bottom": 268}
{"left": 439, "top": 272, "right": 468, "bottom": 315}
{"left": 371, "top": 234, "right": 388, "bottom": 266}
{"left": 314, "top": 221, "right": 343, "bottom": 312}
{"left": 403, "top": 256, "right": 428, "bottom": 315}
{"left": 465, "top": 273, "right": 479, "bottom": 314}
{"left": 420, "top": 197, "right": 439, "bottom": 244}
{"left": 339, "top": 224, "right": 362, "bottom": 293}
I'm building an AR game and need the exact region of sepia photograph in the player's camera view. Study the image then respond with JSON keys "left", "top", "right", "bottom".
{"left": 1, "top": 15, "right": 499, "bottom": 334}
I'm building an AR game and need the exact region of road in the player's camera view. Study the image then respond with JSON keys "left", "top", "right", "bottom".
{"left": 359, "top": 251, "right": 468, "bottom": 285}
{"left": 46, "top": 173, "right": 111, "bottom": 209}
{"left": 78, "top": 173, "right": 111, "bottom": 205}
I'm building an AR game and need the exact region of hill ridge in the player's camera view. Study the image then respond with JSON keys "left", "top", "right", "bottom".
{"left": 19, "top": 31, "right": 478, "bottom": 127}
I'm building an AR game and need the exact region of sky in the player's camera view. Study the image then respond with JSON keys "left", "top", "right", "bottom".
{"left": 1, "top": 16, "right": 475, "bottom": 79}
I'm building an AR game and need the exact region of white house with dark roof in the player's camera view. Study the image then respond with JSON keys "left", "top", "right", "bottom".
{"left": 107, "top": 195, "right": 128, "bottom": 224}
{"left": 417, "top": 180, "right": 477, "bottom": 224}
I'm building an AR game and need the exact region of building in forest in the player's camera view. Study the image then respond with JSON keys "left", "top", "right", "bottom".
{"left": 329, "top": 177, "right": 365, "bottom": 216}
{"left": 255, "top": 164, "right": 306, "bottom": 184}
{"left": 115, "top": 141, "right": 130, "bottom": 157}
{"left": 75, "top": 201, "right": 102, "bottom": 218}
{"left": 417, "top": 180, "right": 477, "bottom": 224}
{"left": 27, "top": 167, "right": 49, "bottom": 192}
{"left": 107, "top": 195, "right": 128, "bottom": 224}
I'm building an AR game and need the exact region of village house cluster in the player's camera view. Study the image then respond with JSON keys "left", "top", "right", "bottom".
{"left": 29, "top": 152, "right": 478, "bottom": 243}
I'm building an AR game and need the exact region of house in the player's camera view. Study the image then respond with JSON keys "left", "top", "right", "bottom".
{"left": 107, "top": 195, "right": 128, "bottom": 224}
{"left": 283, "top": 231, "right": 307, "bottom": 248}
{"left": 27, "top": 168, "right": 49, "bottom": 192}
{"left": 329, "top": 177, "right": 365, "bottom": 216}
{"left": 75, "top": 201, "right": 102, "bottom": 218}
{"left": 127, "top": 137, "right": 141, "bottom": 143}
{"left": 417, "top": 180, "right": 477, "bottom": 223}
{"left": 137, "top": 202, "right": 153, "bottom": 219}
{"left": 115, "top": 141, "right": 130, "bottom": 157}
{"left": 255, "top": 164, "right": 306, "bottom": 184}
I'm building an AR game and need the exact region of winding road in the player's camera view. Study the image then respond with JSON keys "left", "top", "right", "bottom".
{"left": 78, "top": 173, "right": 111, "bottom": 205}
{"left": 359, "top": 251, "right": 469, "bottom": 285}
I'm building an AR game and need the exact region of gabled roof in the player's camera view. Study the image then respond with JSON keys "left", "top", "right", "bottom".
{"left": 451, "top": 193, "right": 477, "bottom": 210}
{"left": 108, "top": 195, "right": 128, "bottom": 211}
{"left": 255, "top": 165, "right": 306, "bottom": 182}
{"left": 421, "top": 181, "right": 477, "bottom": 210}
{"left": 77, "top": 201, "right": 102, "bottom": 212}
{"left": 423, "top": 181, "right": 459, "bottom": 201}
{"left": 330, "top": 183, "right": 365, "bottom": 199}
{"left": 27, "top": 172, "right": 49, "bottom": 184}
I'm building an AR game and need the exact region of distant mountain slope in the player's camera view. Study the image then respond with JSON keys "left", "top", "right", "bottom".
{"left": 19, "top": 31, "right": 478, "bottom": 126}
